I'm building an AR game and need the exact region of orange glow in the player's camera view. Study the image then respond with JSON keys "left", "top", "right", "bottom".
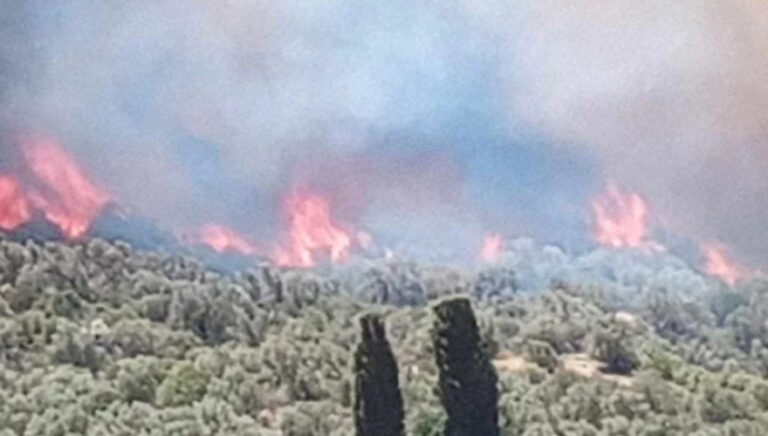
{"left": 702, "top": 242, "right": 746, "bottom": 286}
{"left": 591, "top": 184, "right": 649, "bottom": 248}
{"left": 481, "top": 233, "right": 502, "bottom": 262}
{"left": 21, "top": 135, "right": 110, "bottom": 238}
{"left": 272, "top": 191, "right": 353, "bottom": 267}
{"left": 0, "top": 174, "right": 31, "bottom": 230}
{"left": 195, "top": 223, "right": 257, "bottom": 255}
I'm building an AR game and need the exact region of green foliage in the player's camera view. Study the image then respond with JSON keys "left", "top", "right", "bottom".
{"left": 156, "top": 362, "right": 210, "bottom": 407}
{"left": 113, "top": 356, "right": 164, "bottom": 403}
{"left": 641, "top": 344, "right": 684, "bottom": 380}
{"left": 410, "top": 407, "right": 446, "bottom": 436}
{"left": 0, "top": 236, "right": 768, "bottom": 435}
{"left": 590, "top": 326, "right": 639, "bottom": 375}
{"left": 710, "top": 291, "right": 747, "bottom": 327}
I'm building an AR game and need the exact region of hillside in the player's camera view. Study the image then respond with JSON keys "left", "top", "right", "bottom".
{"left": 1, "top": 236, "right": 768, "bottom": 435}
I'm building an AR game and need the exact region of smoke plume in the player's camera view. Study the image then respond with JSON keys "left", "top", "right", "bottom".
{"left": 1, "top": 0, "right": 765, "bottom": 266}
{"left": 480, "top": 0, "right": 768, "bottom": 265}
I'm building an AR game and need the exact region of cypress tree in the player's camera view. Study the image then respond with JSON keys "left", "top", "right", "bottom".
{"left": 432, "top": 297, "right": 499, "bottom": 436}
{"left": 354, "top": 314, "right": 405, "bottom": 436}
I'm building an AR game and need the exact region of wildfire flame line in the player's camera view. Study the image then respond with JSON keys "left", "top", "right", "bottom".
{"left": 0, "top": 133, "right": 760, "bottom": 280}
{"left": 591, "top": 184, "right": 650, "bottom": 248}
{"left": 0, "top": 175, "right": 31, "bottom": 231}
{"left": 272, "top": 191, "right": 354, "bottom": 267}
{"left": 0, "top": 135, "right": 109, "bottom": 238}
{"left": 589, "top": 184, "right": 752, "bottom": 284}
{"left": 702, "top": 242, "right": 747, "bottom": 286}
{"left": 192, "top": 223, "right": 257, "bottom": 256}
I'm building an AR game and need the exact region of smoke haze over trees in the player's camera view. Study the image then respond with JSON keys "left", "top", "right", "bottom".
{"left": 0, "top": 1, "right": 766, "bottom": 266}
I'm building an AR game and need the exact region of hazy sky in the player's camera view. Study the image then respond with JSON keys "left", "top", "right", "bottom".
{"left": 1, "top": 0, "right": 766, "bottom": 264}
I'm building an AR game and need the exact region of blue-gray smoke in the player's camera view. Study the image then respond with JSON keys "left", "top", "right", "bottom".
{"left": 1, "top": 0, "right": 764, "bottom": 266}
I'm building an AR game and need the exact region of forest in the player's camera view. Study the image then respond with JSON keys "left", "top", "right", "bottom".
{"left": 1, "top": 236, "right": 768, "bottom": 435}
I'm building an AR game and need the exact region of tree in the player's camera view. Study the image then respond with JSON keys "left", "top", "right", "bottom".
{"left": 354, "top": 313, "right": 405, "bottom": 436}
{"left": 432, "top": 297, "right": 499, "bottom": 436}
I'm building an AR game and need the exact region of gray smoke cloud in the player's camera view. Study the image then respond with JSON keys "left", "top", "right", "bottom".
{"left": 1, "top": 0, "right": 766, "bottom": 266}
{"left": 0, "top": 0, "right": 505, "bottom": 258}
{"left": 2, "top": 1, "right": 373, "bottom": 220}
{"left": 471, "top": 0, "right": 768, "bottom": 265}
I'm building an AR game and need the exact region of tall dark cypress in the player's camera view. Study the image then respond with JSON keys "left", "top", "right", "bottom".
{"left": 433, "top": 297, "right": 499, "bottom": 436}
{"left": 354, "top": 314, "right": 405, "bottom": 436}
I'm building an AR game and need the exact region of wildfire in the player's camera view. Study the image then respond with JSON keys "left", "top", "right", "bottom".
{"left": 481, "top": 233, "right": 502, "bottom": 262}
{"left": 702, "top": 242, "right": 747, "bottom": 286}
{"left": 272, "top": 191, "right": 354, "bottom": 267}
{"left": 0, "top": 135, "right": 110, "bottom": 238}
{"left": 0, "top": 174, "right": 31, "bottom": 230}
{"left": 20, "top": 135, "right": 110, "bottom": 238}
{"left": 591, "top": 185, "right": 650, "bottom": 248}
{"left": 193, "top": 223, "right": 257, "bottom": 255}
{"left": 0, "top": 132, "right": 761, "bottom": 284}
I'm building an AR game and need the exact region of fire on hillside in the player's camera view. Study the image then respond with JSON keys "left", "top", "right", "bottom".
{"left": 0, "top": 132, "right": 756, "bottom": 284}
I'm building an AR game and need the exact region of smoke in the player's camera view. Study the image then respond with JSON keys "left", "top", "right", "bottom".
{"left": 476, "top": 0, "right": 768, "bottom": 264}
{"left": 0, "top": 2, "right": 448, "bottom": 230}
{"left": 3, "top": 1, "right": 369, "bottom": 222}
{"left": 1, "top": 1, "right": 764, "bottom": 265}
{"left": 0, "top": 0, "right": 588, "bottom": 257}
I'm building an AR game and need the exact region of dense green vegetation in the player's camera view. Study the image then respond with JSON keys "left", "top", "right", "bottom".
{"left": 1, "top": 236, "right": 768, "bottom": 435}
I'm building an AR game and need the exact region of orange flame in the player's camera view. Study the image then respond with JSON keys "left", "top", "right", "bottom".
{"left": 481, "top": 233, "right": 502, "bottom": 262}
{"left": 0, "top": 174, "right": 31, "bottom": 230}
{"left": 21, "top": 135, "right": 110, "bottom": 238}
{"left": 702, "top": 242, "right": 746, "bottom": 286}
{"left": 272, "top": 191, "right": 353, "bottom": 267}
{"left": 0, "top": 134, "right": 109, "bottom": 238}
{"left": 591, "top": 184, "right": 649, "bottom": 248}
{"left": 194, "top": 223, "right": 257, "bottom": 255}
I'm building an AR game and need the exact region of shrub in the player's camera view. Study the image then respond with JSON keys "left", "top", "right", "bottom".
{"left": 156, "top": 362, "right": 210, "bottom": 407}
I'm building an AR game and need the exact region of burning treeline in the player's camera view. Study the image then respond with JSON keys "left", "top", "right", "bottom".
{"left": 0, "top": 132, "right": 754, "bottom": 284}
{"left": 0, "top": 133, "right": 363, "bottom": 268}
{"left": 0, "top": 134, "right": 109, "bottom": 239}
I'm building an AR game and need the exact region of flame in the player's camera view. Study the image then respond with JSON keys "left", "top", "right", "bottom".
{"left": 0, "top": 174, "right": 31, "bottom": 230}
{"left": 702, "top": 242, "right": 746, "bottom": 285}
{"left": 481, "top": 233, "right": 502, "bottom": 262}
{"left": 272, "top": 191, "right": 353, "bottom": 267}
{"left": 194, "top": 223, "right": 257, "bottom": 255}
{"left": 591, "top": 184, "right": 649, "bottom": 248}
{"left": 21, "top": 135, "right": 109, "bottom": 238}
